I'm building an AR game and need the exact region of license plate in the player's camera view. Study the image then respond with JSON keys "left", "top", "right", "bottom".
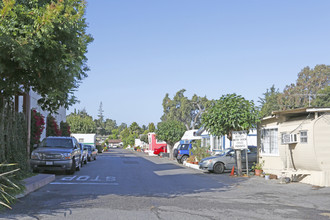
{"left": 46, "top": 161, "right": 53, "bottom": 165}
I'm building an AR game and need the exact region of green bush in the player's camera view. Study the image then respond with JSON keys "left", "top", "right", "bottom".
{"left": 190, "top": 140, "right": 211, "bottom": 162}
{"left": 96, "top": 145, "right": 103, "bottom": 153}
{"left": 0, "top": 100, "right": 32, "bottom": 209}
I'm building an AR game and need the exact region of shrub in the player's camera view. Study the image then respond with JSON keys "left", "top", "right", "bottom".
{"left": 46, "top": 114, "right": 61, "bottom": 137}
{"left": 30, "top": 109, "right": 45, "bottom": 152}
{"left": 190, "top": 140, "right": 211, "bottom": 162}
{"left": 60, "top": 121, "right": 71, "bottom": 137}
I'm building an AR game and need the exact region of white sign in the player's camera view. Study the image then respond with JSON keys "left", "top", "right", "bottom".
{"left": 232, "top": 131, "right": 248, "bottom": 150}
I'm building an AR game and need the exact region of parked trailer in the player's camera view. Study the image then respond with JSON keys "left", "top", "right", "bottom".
{"left": 71, "top": 133, "right": 96, "bottom": 147}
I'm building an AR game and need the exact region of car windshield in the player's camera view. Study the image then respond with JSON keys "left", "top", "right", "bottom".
{"left": 84, "top": 145, "right": 92, "bottom": 150}
{"left": 40, "top": 138, "right": 73, "bottom": 148}
{"left": 180, "top": 144, "right": 190, "bottom": 150}
{"left": 217, "top": 148, "right": 233, "bottom": 156}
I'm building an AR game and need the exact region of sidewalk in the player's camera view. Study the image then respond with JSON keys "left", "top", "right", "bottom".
{"left": 16, "top": 174, "right": 55, "bottom": 198}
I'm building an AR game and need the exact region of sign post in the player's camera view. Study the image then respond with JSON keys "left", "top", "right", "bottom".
{"left": 232, "top": 131, "right": 248, "bottom": 176}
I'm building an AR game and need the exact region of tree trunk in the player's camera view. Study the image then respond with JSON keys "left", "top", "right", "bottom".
{"left": 167, "top": 144, "right": 173, "bottom": 159}
{"left": 24, "top": 92, "right": 31, "bottom": 161}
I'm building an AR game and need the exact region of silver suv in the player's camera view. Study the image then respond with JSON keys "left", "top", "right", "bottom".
{"left": 30, "top": 136, "right": 82, "bottom": 174}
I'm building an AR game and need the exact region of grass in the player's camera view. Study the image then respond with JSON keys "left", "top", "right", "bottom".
{"left": 0, "top": 164, "right": 34, "bottom": 210}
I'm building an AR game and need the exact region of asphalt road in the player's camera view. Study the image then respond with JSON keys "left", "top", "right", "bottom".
{"left": 1, "top": 148, "right": 330, "bottom": 220}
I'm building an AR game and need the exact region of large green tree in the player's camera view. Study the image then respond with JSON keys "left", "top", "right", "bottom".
{"left": 156, "top": 120, "right": 186, "bottom": 159}
{"left": 258, "top": 85, "right": 280, "bottom": 117}
{"left": 129, "top": 122, "right": 142, "bottom": 135}
{"left": 104, "top": 119, "right": 118, "bottom": 135}
{"left": 278, "top": 65, "right": 330, "bottom": 109}
{"left": 148, "top": 122, "right": 156, "bottom": 132}
{"left": 161, "top": 89, "right": 211, "bottom": 130}
{"left": 66, "top": 110, "right": 96, "bottom": 133}
{"left": 202, "top": 94, "right": 260, "bottom": 176}
{"left": 0, "top": 0, "right": 93, "bottom": 111}
{"left": 312, "top": 86, "right": 330, "bottom": 107}
{"left": 201, "top": 94, "right": 260, "bottom": 141}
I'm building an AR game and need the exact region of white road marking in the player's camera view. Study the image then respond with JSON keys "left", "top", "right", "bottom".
{"left": 50, "top": 182, "right": 119, "bottom": 185}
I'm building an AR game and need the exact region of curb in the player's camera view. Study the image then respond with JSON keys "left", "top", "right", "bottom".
{"left": 16, "top": 174, "right": 55, "bottom": 198}
{"left": 183, "top": 161, "right": 200, "bottom": 170}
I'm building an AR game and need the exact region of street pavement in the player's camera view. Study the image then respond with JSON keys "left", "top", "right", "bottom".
{"left": 1, "top": 148, "right": 330, "bottom": 220}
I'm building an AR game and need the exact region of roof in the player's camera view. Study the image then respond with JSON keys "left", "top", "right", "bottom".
{"left": 261, "top": 107, "right": 330, "bottom": 121}
{"left": 181, "top": 129, "right": 202, "bottom": 140}
{"left": 107, "top": 139, "right": 122, "bottom": 143}
{"left": 272, "top": 107, "right": 330, "bottom": 116}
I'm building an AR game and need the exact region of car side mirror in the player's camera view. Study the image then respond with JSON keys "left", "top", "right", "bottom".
{"left": 226, "top": 151, "right": 234, "bottom": 157}
{"left": 33, "top": 144, "right": 39, "bottom": 149}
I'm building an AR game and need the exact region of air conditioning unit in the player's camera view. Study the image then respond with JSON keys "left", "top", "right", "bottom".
{"left": 283, "top": 133, "right": 298, "bottom": 144}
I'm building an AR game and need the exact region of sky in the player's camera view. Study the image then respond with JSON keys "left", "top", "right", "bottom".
{"left": 68, "top": 0, "right": 330, "bottom": 127}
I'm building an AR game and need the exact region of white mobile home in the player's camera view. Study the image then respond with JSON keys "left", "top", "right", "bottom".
{"left": 260, "top": 107, "right": 330, "bottom": 187}
{"left": 71, "top": 133, "right": 96, "bottom": 146}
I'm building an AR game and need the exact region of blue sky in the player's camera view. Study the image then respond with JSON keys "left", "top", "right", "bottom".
{"left": 68, "top": 0, "right": 330, "bottom": 127}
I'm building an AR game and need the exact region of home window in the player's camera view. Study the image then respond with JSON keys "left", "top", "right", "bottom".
{"left": 261, "top": 128, "right": 278, "bottom": 156}
{"left": 300, "top": 131, "right": 308, "bottom": 143}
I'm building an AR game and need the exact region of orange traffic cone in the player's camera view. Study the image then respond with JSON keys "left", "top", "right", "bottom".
{"left": 230, "top": 166, "right": 235, "bottom": 176}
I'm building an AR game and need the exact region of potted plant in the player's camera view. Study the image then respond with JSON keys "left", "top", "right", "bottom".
{"left": 252, "top": 160, "right": 264, "bottom": 176}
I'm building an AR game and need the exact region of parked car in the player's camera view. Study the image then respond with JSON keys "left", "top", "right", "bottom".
{"left": 176, "top": 143, "right": 192, "bottom": 164}
{"left": 153, "top": 146, "right": 167, "bottom": 156}
{"left": 199, "top": 146, "right": 257, "bottom": 174}
{"left": 30, "top": 136, "right": 81, "bottom": 174}
{"left": 84, "top": 144, "right": 98, "bottom": 161}
{"left": 79, "top": 143, "right": 88, "bottom": 166}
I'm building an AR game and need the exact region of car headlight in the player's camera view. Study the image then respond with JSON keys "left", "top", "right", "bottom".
{"left": 204, "top": 159, "right": 213, "bottom": 164}
{"left": 31, "top": 152, "right": 40, "bottom": 160}
{"left": 61, "top": 153, "right": 72, "bottom": 160}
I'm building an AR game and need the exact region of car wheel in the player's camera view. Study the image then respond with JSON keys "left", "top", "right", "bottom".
{"left": 94, "top": 155, "right": 96, "bottom": 160}
{"left": 181, "top": 155, "right": 188, "bottom": 163}
{"left": 159, "top": 152, "right": 164, "bottom": 157}
{"left": 66, "top": 158, "right": 76, "bottom": 175}
{"left": 76, "top": 158, "right": 81, "bottom": 171}
{"left": 177, "top": 159, "right": 182, "bottom": 164}
{"left": 213, "top": 162, "right": 225, "bottom": 174}
{"left": 84, "top": 158, "right": 87, "bottom": 164}
{"left": 88, "top": 156, "right": 91, "bottom": 162}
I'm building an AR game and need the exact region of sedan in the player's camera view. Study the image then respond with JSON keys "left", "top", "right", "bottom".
{"left": 84, "top": 145, "right": 98, "bottom": 161}
{"left": 79, "top": 143, "right": 88, "bottom": 166}
{"left": 199, "top": 146, "right": 257, "bottom": 174}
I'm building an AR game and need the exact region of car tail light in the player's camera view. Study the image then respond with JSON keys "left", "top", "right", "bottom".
{"left": 178, "top": 150, "right": 180, "bottom": 154}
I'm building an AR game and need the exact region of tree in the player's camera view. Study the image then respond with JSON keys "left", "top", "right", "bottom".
{"left": 312, "top": 86, "right": 330, "bottom": 107}
{"left": 140, "top": 134, "right": 149, "bottom": 144}
{"left": 161, "top": 89, "right": 211, "bottom": 130}
{"left": 156, "top": 120, "right": 186, "bottom": 159}
{"left": 120, "top": 128, "right": 130, "bottom": 140}
{"left": 148, "top": 123, "right": 156, "bottom": 132}
{"left": 278, "top": 65, "right": 330, "bottom": 109}
{"left": 66, "top": 111, "right": 96, "bottom": 133}
{"left": 118, "top": 123, "right": 127, "bottom": 132}
{"left": 0, "top": 0, "right": 93, "bottom": 112}
{"left": 108, "top": 128, "right": 119, "bottom": 140}
{"left": 97, "top": 102, "right": 104, "bottom": 122}
{"left": 95, "top": 102, "right": 106, "bottom": 135}
{"left": 258, "top": 85, "right": 280, "bottom": 117}
{"left": 129, "top": 122, "right": 142, "bottom": 135}
{"left": 104, "top": 119, "right": 117, "bottom": 135}
{"left": 202, "top": 94, "right": 260, "bottom": 141}
{"left": 201, "top": 94, "right": 260, "bottom": 176}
